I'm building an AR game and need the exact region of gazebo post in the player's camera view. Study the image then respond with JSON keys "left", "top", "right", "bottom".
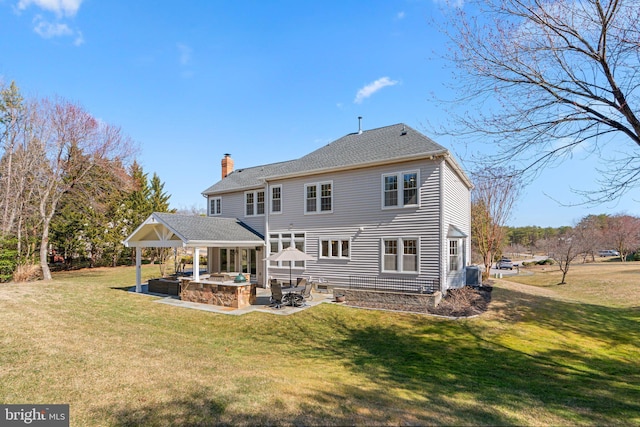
{"left": 193, "top": 247, "right": 200, "bottom": 281}
{"left": 135, "top": 246, "right": 142, "bottom": 293}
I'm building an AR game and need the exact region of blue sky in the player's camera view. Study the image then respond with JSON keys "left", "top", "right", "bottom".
{"left": 1, "top": 0, "right": 637, "bottom": 227}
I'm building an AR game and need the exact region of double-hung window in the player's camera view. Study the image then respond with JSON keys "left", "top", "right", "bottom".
{"left": 245, "top": 190, "right": 265, "bottom": 217}
{"left": 449, "top": 240, "right": 460, "bottom": 272}
{"left": 209, "top": 197, "right": 221, "bottom": 216}
{"left": 305, "top": 181, "right": 332, "bottom": 214}
{"left": 320, "top": 237, "right": 350, "bottom": 259}
{"left": 271, "top": 185, "right": 282, "bottom": 214}
{"left": 269, "top": 233, "right": 307, "bottom": 267}
{"left": 382, "top": 171, "right": 419, "bottom": 208}
{"left": 382, "top": 237, "right": 419, "bottom": 273}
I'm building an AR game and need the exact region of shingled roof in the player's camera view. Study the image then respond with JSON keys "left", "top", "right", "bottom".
{"left": 124, "top": 213, "right": 264, "bottom": 248}
{"left": 202, "top": 123, "right": 451, "bottom": 195}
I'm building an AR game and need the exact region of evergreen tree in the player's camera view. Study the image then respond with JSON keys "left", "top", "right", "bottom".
{"left": 148, "top": 172, "right": 172, "bottom": 213}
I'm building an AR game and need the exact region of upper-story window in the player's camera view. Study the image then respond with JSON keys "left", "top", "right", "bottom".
{"left": 271, "top": 185, "right": 282, "bottom": 214}
{"left": 245, "top": 190, "right": 265, "bottom": 216}
{"left": 209, "top": 197, "right": 221, "bottom": 216}
{"left": 305, "top": 181, "right": 332, "bottom": 214}
{"left": 382, "top": 171, "right": 419, "bottom": 209}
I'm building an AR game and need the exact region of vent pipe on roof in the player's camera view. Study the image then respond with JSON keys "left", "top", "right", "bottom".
{"left": 358, "top": 116, "right": 363, "bottom": 134}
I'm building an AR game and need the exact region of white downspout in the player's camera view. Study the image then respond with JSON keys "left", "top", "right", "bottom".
{"left": 264, "top": 180, "right": 270, "bottom": 287}
{"left": 439, "top": 158, "right": 445, "bottom": 295}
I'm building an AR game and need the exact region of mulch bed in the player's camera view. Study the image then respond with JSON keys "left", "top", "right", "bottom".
{"left": 345, "top": 285, "right": 492, "bottom": 317}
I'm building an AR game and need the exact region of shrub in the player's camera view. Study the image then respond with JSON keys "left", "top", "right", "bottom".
{"left": 0, "top": 237, "right": 18, "bottom": 282}
{"left": 13, "top": 264, "right": 42, "bottom": 282}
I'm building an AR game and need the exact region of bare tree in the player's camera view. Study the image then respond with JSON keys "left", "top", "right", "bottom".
{"left": 574, "top": 214, "right": 608, "bottom": 262}
{"left": 438, "top": 0, "right": 640, "bottom": 203}
{"left": 548, "top": 228, "right": 583, "bottom": 284}
{"left": 605, "top": 213, "right": 640, "bottom": 261}
{"left": 34, "top": 98, "right": 134, "bottom": 280}
{"left": 471, "top": 168, "right": 522, "bottom": 278}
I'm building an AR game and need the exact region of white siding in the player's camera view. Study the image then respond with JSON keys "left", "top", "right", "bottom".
{"left": 442, "top": 159, "right": 472, "bottom": 290}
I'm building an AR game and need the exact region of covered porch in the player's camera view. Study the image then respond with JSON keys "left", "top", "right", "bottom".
{"left": 124, "top": 213, "right": 266, "bottom": 294}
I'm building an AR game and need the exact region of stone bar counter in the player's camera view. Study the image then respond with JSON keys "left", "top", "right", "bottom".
{"left": 180, "top": 274, "right": 256, "bottom": 308}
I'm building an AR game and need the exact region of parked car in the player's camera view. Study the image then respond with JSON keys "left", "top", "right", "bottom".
{"left": 598, "top": 250, "right": 620, "bottom": 257}
{"left": 497, "top": 259, "right": 513, "bottom": 270}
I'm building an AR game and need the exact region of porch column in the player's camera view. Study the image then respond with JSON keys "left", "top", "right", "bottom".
{"left": 193, "top": 247, "right": 200, "bottom": 281}
{"left": 135, "top": 246, "right": 142, "bottom": 292}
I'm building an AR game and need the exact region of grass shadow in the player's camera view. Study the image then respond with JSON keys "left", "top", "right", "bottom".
{"left": 290, "top": 291, "right": 640, "bottom": 425}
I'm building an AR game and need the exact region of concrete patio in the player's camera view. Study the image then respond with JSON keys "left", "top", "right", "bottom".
{"left": 133, "top": 286, "right": 338, "bottom": 316}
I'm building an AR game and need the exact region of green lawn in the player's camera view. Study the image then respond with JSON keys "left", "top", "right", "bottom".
{"left": 0, "top": 264, "right": 638, "bottom": 426}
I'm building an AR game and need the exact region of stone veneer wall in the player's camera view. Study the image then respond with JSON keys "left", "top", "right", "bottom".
{"left": 334, "top": 288, "right": 442, "bottom": 311}
{"left": 181, "top": 282, "right": 256, "bottom": 308}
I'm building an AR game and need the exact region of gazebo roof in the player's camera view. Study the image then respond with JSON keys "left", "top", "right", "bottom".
{"left": 124, "top": 213, "right": 265, "bottom": 248}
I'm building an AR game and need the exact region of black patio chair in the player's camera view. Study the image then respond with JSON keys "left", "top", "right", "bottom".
{"left": 270, "top": 281, "right": 283, "bottom": 309}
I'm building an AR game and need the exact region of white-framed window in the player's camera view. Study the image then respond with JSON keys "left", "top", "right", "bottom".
{"left": 271, "top": 185, "right": 282, "bottom": 214}
{"left": 304, "top": 181, "right": 332, "bottom": 214}
{"left": 269, "top": 232, "right": 307, "bottom": 268}
{"left": 381, "top": 237, "right": 419, "bottom": 273}
{"left": 320, "top": 237, "right": 350, "bottom": 259}
{"left": 449, "top": 239, "right": 460, "bottom": 272}
{"left": 381, "top": 171, "right": 419, "bottom": 209}
{"left": 245, "top": 190, "right": 265, "bottom": 216}
{"left": 209, "top": 197, "right": 221, "bottom": 216}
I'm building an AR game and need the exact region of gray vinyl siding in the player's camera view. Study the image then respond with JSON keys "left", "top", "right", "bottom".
{"left": 265, "top": 160, "right": 442, "bottom": 287}
{"left": 442, "top": 160, "right": 472, "bottom": 289}
{"left": 208, "top": 192, "right": 266, "bottom": 236}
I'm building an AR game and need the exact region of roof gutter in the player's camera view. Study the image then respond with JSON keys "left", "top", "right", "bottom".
{"left": 443, "top": 154, "right": 474, "bottom": 190}
{"left": 261, "top": 150, "right": 451, "bottom": 182}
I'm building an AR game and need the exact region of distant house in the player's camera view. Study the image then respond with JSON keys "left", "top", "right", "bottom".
{"left": 125, "top": 123, "right": 472, "bottom": 294}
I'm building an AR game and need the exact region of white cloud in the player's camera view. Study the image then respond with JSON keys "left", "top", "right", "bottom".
{"left": 33, "top": 15, "right": 72, "bottom": 38}
{"left": 354, "top": 77, "right": 399, "bottom": 104}
{"left": 177, "top": 43, "right": 192, "bottom": 66}
{"left": 17, "top": 0, "right": 83, "bottom": 17}
{"left": 73, "top": 30, "right": 84, "bottom": 46}
{"left": 432, "top": 0, "right": 464, "bottom": 9}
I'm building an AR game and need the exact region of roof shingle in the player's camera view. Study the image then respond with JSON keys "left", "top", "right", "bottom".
{"left": 202, "top": 123, "right": 449, "bottom": 195}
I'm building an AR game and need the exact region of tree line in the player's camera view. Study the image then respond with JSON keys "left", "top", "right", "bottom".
{"left": 473, "top": 213, "right": 640, "bottom": 283}
{"left": 471, "top": 169, "right": 640, "bottom": 283}
{"left": 0, "top": 81, "right": 172, "bottom": 282}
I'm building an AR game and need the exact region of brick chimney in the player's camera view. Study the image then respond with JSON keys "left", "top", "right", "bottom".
{"left": 221, "top": 153, "right": 234, "bottom": 179}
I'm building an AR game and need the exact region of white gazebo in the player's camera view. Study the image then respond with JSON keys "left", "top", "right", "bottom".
{"left": 124, "top": 212, "right": 265, "bottom": 292}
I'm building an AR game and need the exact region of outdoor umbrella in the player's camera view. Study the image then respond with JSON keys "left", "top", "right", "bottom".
{"left": 265, "top": 246, "right": 315, "bottom": 286}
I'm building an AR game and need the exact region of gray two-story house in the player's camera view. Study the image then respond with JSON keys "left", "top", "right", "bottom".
{"left": 197, "top": 123, "right": 472, "bottom": 293}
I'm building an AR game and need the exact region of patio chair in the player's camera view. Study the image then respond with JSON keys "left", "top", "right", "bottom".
{"left": 298, "top": 278, "right": 313, "bottom": 302}
{"left": 270, "top": 281, "right": 283, "bottom": 309}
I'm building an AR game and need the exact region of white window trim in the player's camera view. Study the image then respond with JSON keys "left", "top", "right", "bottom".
{"left": 304, "top": 181, "right": 333, "bottom": 214}
{"left": 319, "top": 237, "right": 351, "bottom": 260}
{"left": 448, "top": 238, "right": 464, "bottom": 273}
{"left": 380, "top": 237, "right": 420, "bottom": 274}
{"left": 244, "top": 190, "right": 265, "bottom": 217}
{"left": 268, "top": 232, "right": 307, "bottom": 268}
{"left": 381, "top": 170, "right": 420, "bottom": 210}
{"left": 270, "top": 185, "right": 282, "bottom": 214}
{"left": 209, "top": 197, "right": 222, "bottom": 216}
